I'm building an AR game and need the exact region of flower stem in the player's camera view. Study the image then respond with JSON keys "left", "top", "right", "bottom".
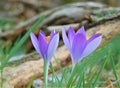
{"left": 0, "top": 69, "right": 3, "bottom": 88}
{"left": 44, "top": 59, "right": 49, "bottom": 88}
{"left": 67, "top": 63, "right": 78, "bottom": 88}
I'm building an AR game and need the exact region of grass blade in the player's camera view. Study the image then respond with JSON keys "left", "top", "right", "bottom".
{"left": 92, "top": 57, "right": 108, "bottom": 87}
{"left": 1, "top": 15, "right": 44, "bottom": 70}
{"left": 110, "top": 56, "right": 120, "bottom": 87}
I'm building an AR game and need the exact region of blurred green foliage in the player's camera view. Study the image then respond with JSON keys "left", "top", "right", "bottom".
{"left": 62, "top": 0, "right": 79, "bottom": 4}
{"left": 0, "top": 19, "right": 14, "bottom": 30}
{"left": 96, "top": 9, "right": 118, "bottom": 18}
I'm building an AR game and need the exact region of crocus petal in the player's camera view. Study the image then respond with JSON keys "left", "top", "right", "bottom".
{"left": 39, "top": 30, "right": 46, "bottom": 39}
{"left": 30, "top": 33, "right": 41, "bottom": 55}
{"left": 49, "top": 30, "right": 56, "bottom": 43}
{"left": 77, "top": 26, "right": 86, "bottom": 37}
{"left": 50, "top": 30, "right": 56, "bottom": 37}
{"left": 71, "top": 33, "right": 86, "bottom": 63}
{"left": 38, "top": 33, "right": 48, "bottom": 58}
{"left": 47, "top": 33, "right": 59, "bottom": 63}
{"left": 68, "top": 26, "right": 75, "bottom": 46}
{"left": 62, "top": 28, "right": 71, "bottom": 51}
{"left": 87, "top": 34, "right": 101, "bottom": 43}
{"left": 82, "top": 34, "right": 102, "bottom": 58}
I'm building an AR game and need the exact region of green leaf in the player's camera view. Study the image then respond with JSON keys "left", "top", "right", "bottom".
{"left": 0, "top": 15, "right": 45, "bottom": 70}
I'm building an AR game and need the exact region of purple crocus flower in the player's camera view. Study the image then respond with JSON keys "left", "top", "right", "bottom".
{"left": 30, "top": 30, "right": 59, "bottom": 87}
{"left": 30, "top": 30, "right": 59, "bottom": 64}
{"left": 62, "top": 26, "right": 102, "bottom": 64}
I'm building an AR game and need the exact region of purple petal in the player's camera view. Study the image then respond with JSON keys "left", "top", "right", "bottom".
{"left": 68, "top": 26, "right": 75, "bottom": 46}
{"left": 82, "top": 34, "right": 102, "bottom": 58}
{"left": 77, "top": 26, "right": 86, "bottom": 37}
{"left": 87, "top": 34, "right": 101, "bottom": 43}
{"left": 49, "top": 30, "right": 56, "bottom": 43}
{"left": 62, "top": 28, "right": 71, "bottom": 51}
{"left": 47, "top": 33, "right": 59, "bottom": 63}
{"left": 50, "top": 30, "right": 56, "bottom": 37}
{"left": 30, "top": 33, "right": 41, "bottom": 55}
{"left": 38, "top": 30, "right": 46, "bottom": 39}
{"left": 38, "top": 33, "right": 48, "bottom": 59}
{"left": 71, "top": 33, "right": 86, "bottom": 64}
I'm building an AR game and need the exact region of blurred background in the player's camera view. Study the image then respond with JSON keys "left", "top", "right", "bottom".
{"left": 0, "top": 0, "right": 119, "bottom": 31}
{"left": 63, "top": 0, "right": 120, "bottom": 6}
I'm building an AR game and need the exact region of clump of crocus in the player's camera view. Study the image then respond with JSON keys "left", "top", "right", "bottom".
{"left": 62, "top": 26, "right": 102, "bottom": 65}
{"left": 30, "top": 30, "right": 59, "bottom": 88}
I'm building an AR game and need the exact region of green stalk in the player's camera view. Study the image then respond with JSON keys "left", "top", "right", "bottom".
{"left": 0, "top": 69, "right": 3, "bottom": 88}
{"left": 110, "top": 56, "right": 120, "bottom": 87}
{"left": 44, "top": 59, "right": 49, "bottom": 88}
{"left": 49, "top": 63, "right": 60, "bottom": 85}
{"left": 93, "top": 57, "right": 108, "bottom": 87}
{"left": 66, "top": 63, "right": 78, "bottom": 88}
{"left": 82, "top": 72, "right": 85, "bottom": 88}
{"left": 27, "top": 77, "right": 34, "bottom": 88}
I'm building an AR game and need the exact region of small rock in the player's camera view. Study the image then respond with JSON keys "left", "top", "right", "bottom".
{"left": 32, "top": 78, "right": 43, "bottom": 88}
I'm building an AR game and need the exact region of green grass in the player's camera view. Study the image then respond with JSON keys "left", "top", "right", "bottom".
{"left": 27, "top": 77, "right": 35, "bottom": 88}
